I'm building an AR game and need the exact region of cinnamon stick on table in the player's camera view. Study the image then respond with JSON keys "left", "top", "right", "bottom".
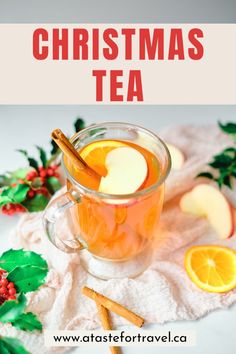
{"left": 82, "top": 286, "right": 145, "bottom": 328}
{"left": 96, "top": 303, "right": 121, "bottom": 354}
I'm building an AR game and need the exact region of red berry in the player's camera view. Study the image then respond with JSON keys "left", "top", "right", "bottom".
{"left": 42, "top": 188, "right": 48, "bottom": 196}
{"left": 11, "top": 183, "right": 17, "bottom": 187}
{"left": 38, "top": 166, "right": 44, "bottom": 172}
{"left": 15, "top": 204, "right": 23, "bottom": 213}
{"left": 0, "top": 278, "right": 8, "bottom": 287}
{"left": 2, "top": 205, "right": 8, "bottom": 215}
{"left": 40, "top": 170, "right": 47, "bottom": 178}
{"left": 26, "top": 172, "right": 33, "bottom": 180}
{"left": 5, "top": 204, "right": 16, "bottom": 216}
{"left": 27, "top": 189, "right": 35, "bottom": 198}
{"left": 54, "top": 172, "right": 59, "bottom": 178}
{"left": 26, "top": 170, "right": 37, "bottom": 181}
{"left": 0, "top": 269, "right": 6, "bottom": 276}
{"left": 36, "top": 188, "right": 48, "bottom": 196}
{"left": 8, "top": 295, "right": 16, "bottom": 300}
{"left": 39, "top": 176, "right": 45, "bottom": 184}
{"left": 7, "top": 282, "right": 14, "bottom": 289}
{"left": 0, "top": 287, "right": 7, "bottom": 295}
{"left": 51, "top": 165, "right": 58, "bottom": 171}
{"left": 8, "top": 288, "right": 16, "bottom": 295}
{"left": 47, "top": 168, "right": 54, "bottom": 176}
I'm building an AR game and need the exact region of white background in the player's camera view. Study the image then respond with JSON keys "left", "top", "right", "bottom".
{"left": 0, "top": 106, "right": 236, "bottom": 354}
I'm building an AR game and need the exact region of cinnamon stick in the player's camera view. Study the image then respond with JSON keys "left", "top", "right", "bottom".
{"left": 82, "top": 286, "right": 145, "bottom": 328}
{"left": 51, "top": 129, "right": 101, "bottom": 180}
{"left": 96, "top": 303, "right": 121, "bottom": 354}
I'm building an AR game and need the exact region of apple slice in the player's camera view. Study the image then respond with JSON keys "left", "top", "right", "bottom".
{"left": 166, "top": 143, "right": 184, "bottom": 170}
{"left": 99, "top": 147, "right": 148, "bottom": 195}
{"left": 180, "top": 184, "right": 234, "bottom": 239}
{"left": 180, "top": 191, "right": 203, "bottom": 215}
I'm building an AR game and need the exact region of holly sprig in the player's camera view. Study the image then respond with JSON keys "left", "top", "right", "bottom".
{"left": 197, "top": 121, "right": 236, "bottom": 189}
{"left": 0, "top": 117, "right": 86, "bottom": 216}
{"left": 0, "top": 249, "right": 49, "bottom": 353}
{"left": 0, "top": 336, "right": 30, "bottom": 354}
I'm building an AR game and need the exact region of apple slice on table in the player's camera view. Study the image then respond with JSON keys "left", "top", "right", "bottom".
{"left": 99, "top": 147, "right": 148, "bottom": 194}
{"left": 180, "top": 184, "right": 234, "bottom": 239}
{"left": 166, "top": 143, "right": 184, "bottom": 170}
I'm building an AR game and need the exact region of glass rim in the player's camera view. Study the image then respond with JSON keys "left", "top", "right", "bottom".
{"left": 61, "top": 122, "right": 171, "bottom": 200}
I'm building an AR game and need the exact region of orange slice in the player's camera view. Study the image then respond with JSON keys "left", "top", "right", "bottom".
{"left": 185, "top": 245, "right": 236, "bottom": 293}
{"left": 80, "top": 140, "right": 128, "bottom": 177}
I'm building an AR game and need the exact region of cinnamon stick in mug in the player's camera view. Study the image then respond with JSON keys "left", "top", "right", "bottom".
{"left": 96, "top": 303, "right": 121, "bottom": 354}
{"left": 82, "top": 286, "right": 145, "bottom": 328}
{"left": 51, "top": 129, "right": 101, "bottom": 180}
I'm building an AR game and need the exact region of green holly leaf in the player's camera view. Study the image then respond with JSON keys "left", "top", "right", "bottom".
{"left": 222, "top": 147, "right": 236, "bottom": 154}
{"left": 219, "top": 121, "right": 236, "bottom": 140}
{"left": 12, "top": 312, "right": 42, "bottom": 332}
{"left": 208, "top": 154, "right": 233, "bottom": 169}
{"left": 11, "top": 168, "right": 30, "bottom": 180}
{"left": 74, "top": 118, "right": 85, "bottom": 132}
{"left": 0, "top": 175, "right": 12, "bottom": 187}
{"left": 222, "top": 175, "right": 232, "bottom": 188}
{"left": 36, "top": 146, "right": 47, "bottom": 168}
{"left": 0, "top": 293, "right": 26, "bottom": 323}
{"left": 46, "top": 176, "right": 61, "bottom": 194}
{"left": 8, "top": 265, "right": 48, "bottom": 293}
{"left": 196, "top": 172, "right": 214, "bottom": 180}
{"left": 0, "top": 337, "right": 30, "bottom": 354}
{"left": 0, "top": 195, "right": 13, "bottom": 207}
{"left": 22, "top": 193, "right": 49, "bottom": 212}
{"left": 17, "top": 150, "right": 39, "bottom": 171}
{"left": 50, "top": 139, "right": 59, "bottom": 155}
{"left": 0, "top": 249, "right": 48, "bottom": 273}
{"left": 2, "top": 185, "right": 30, "bottom": 204}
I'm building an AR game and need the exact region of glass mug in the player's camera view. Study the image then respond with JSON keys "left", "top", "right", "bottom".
{"left": 43, "top": 122, "right": 171, "bottom": 279}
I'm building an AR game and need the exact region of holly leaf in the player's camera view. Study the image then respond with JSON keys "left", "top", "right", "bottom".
{"left": 1, "top": 185, "right": 30, "bottom": 204}
{"left": 36, "top": 146, "right": 47, "bottom": 168}
{"left": 208, "top": 154, "right": 233, "bottom": 169}
{"left": 11, "top": 168, "right": 30, "bottom": 180}
{"left": 46, "top": 176, "right": 61, "bottom": 194}
{"left": 50, "top": 139, "right": 59, "bottom": 155}
{"left": 22, "top": 193, "right": 49, "bottom": 212}
{"left": 0, "top": 175, "right": 12, "bottom": 187}
{"left": 8, "top": 265, "right": 48, "bottom": 293}
{"left": 0, "top": 195, "right": 13, "bottom": 207}
{"left": 0, "top": 249, "right": 48, "bottom": 272}
{"left": 74, "top": 118, "right": 85, "bottom": 132}
{"left": 17, "top": 150, "right": 39, "bottom": 171}
{"left": 0, "top": 337, "right": 29, "bottom": 354}
{"left": 0, "top": 293, "right": 26, "bottom": 323}
{"left": 196, "top": 172, "right": 214, "bottom": 180}
{"left": 12, "top": 312, "right": 42, "bottom": 332}
{"left": 219, "top": 121, "right": 236, "bottom": 139}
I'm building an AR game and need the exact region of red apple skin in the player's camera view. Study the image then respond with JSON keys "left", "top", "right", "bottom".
{"left": 227, "top": 204, "right": 235, "bottom": 238}
{"left": 218, "top": 190, "right": 234, "bottom": 239}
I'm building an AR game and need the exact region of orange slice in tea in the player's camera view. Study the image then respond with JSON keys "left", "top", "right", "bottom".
{"left": 80, "top": 140, "right": 128, "bottom": 177}
{"left": 185, "top": 245, "right": 236, "bottom": 293}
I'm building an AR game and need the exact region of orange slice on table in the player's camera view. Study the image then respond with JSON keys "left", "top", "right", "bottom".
{"left": 185, "top": 245, "right": 236, "bottom": 293}
{"left": 80, "top": 140, "right": 128, "bottom": 177}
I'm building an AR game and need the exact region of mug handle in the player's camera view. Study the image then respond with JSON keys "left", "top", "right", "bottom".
{"left": 43, "top": 190, "right": 85, "bottom": 253}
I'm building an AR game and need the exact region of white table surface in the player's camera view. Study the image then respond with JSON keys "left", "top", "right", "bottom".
{"left": 0, "top": 105, "right": 236, "bottom": 354}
